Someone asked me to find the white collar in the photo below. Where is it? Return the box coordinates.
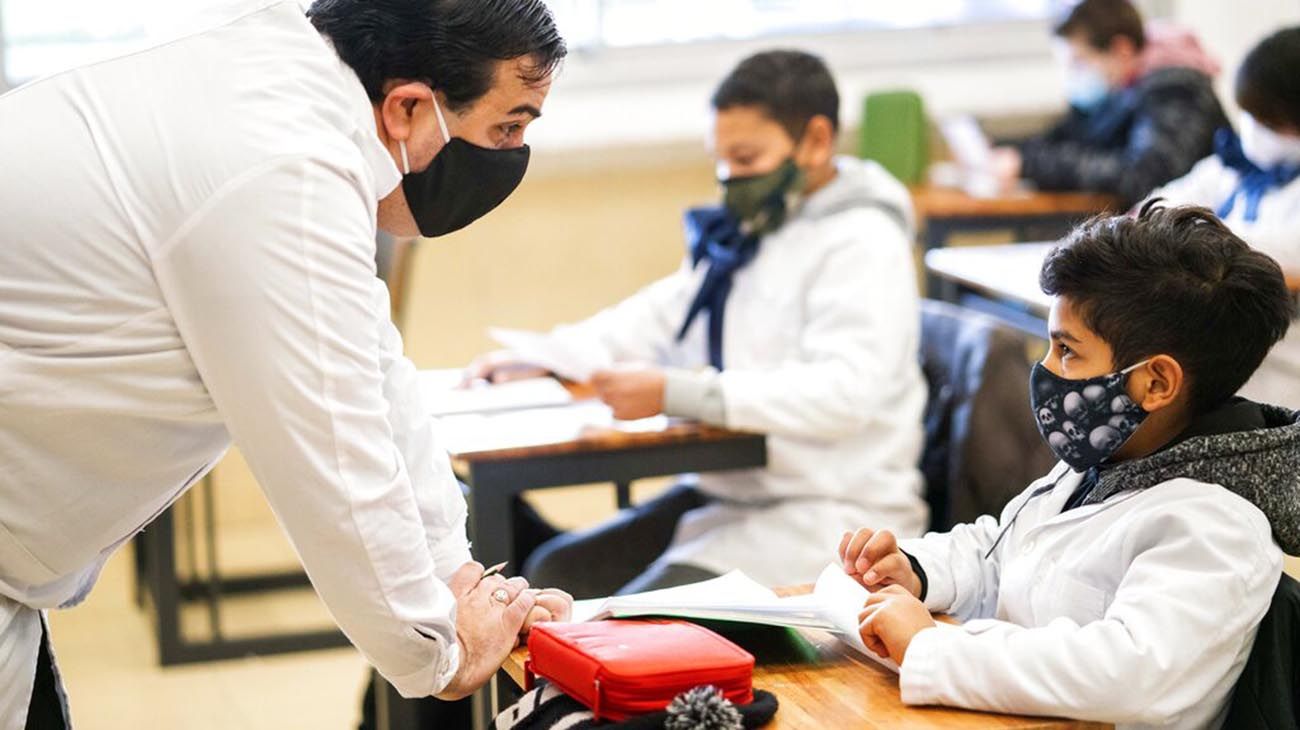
[330,44,403,198]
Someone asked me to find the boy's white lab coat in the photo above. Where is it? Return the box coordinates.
[546,156,929,586]
[1154,158,1300,408]
[0,3,470,724]
[900,464,1282,729]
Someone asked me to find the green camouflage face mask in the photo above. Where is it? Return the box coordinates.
[720,158,805,236]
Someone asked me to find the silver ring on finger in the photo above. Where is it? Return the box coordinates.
[491,588,510,604]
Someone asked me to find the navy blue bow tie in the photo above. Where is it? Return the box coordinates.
[1214,127,1300,223]
[675,206,761,370]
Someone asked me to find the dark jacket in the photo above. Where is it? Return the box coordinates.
[1020,66,1228,206]
[918,300,1057,531]
[1225,572,1300,730]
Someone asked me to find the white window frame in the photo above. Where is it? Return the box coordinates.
[553,17,1053,93]
[0,5,9,94]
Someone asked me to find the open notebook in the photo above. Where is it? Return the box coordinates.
[571,563,899,672]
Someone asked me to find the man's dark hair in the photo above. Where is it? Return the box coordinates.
[711,50,839,140]
[1236,26,1300,132]
[307,0,566,111]
[1041,201,1295,415]
[1052,0,1146,52]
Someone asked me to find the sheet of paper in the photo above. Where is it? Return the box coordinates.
[570,597,608,625]
[433,399,673,455]
[939,114,999,198]
[574,571,833,630]
[610,570,779,607]
[813,563,900,672]
[418,369,572,417]
[568,565,900,671]
[433,401,605,454]
[488,327,613,383]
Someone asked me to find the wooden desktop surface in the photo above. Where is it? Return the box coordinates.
[444,380,762,465]
[911,186,1121,220]
[503,585,1111,730]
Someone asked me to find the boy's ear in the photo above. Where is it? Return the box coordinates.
[795,114,836,169]
[1130,354,1185,413]
[1107,34,1139,61]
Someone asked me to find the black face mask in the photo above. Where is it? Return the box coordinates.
[399,95,530,238]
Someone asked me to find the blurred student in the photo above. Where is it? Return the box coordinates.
[470,50,928,596]
[1152,26,1300,409]
[841,203,1297,729]
[991,0,1225,205]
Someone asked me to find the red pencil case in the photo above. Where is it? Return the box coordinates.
[525,619,755,722]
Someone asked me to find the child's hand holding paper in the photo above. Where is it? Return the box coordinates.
[838,527,923,598]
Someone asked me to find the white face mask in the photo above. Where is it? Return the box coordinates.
[1239,111,1300,169]
[1064,64,1110,111]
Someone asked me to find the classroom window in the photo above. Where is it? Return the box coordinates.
[547,0,1055,50]
[0,0,165,87]
[0,0,1060,89]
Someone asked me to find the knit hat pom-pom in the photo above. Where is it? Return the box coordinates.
[664,686,744,730]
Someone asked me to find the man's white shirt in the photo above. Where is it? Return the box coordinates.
[0,2,469,718]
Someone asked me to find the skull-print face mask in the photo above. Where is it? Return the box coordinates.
[1029,360,1150,472]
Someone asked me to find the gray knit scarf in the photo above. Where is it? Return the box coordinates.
[1082,404,1300,554]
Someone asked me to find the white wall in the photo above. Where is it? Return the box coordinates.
[527,0,1300,175]
[1169,0,1300,116]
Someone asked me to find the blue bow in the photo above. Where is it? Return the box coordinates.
[1213,127,1300,223]
[675,206,761,370]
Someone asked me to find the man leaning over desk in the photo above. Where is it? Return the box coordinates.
[0,0,574,726]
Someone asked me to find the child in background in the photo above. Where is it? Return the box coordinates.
[841,203,1298,729]
[470,50,929,596]
[1151,26,1300,409]
[991,0,1225,206]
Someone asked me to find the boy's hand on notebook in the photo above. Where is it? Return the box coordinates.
[839,528,922,598]
[858,585,935,665]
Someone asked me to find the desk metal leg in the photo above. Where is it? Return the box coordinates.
[144,509,186,665]
[374,671,422,730]
[466,470,520,730]
[922,220,956,298]
[138,501,350,664]
[466,473,518,573]
[614,481,632,510]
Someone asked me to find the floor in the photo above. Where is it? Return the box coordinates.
[46,481,651,730]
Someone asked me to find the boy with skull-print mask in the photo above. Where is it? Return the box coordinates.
[838,202,1300,728]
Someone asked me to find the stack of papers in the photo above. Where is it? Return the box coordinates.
[417,369,574,417]
[572,563,898,672]
[432,400,670,455]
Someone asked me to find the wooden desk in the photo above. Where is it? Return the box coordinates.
[912,186,1119,251]
[925,243,1053,338]
[445,394,767,570]
[375,395,768,730]
[501,624,1109,730]
[911,186,1119,299]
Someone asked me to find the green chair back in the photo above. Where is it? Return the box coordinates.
[859,90,928,185]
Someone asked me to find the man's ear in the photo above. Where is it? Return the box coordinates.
[796,114,836,169]
[1131,354,1184,413]
[377,81,433,143]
